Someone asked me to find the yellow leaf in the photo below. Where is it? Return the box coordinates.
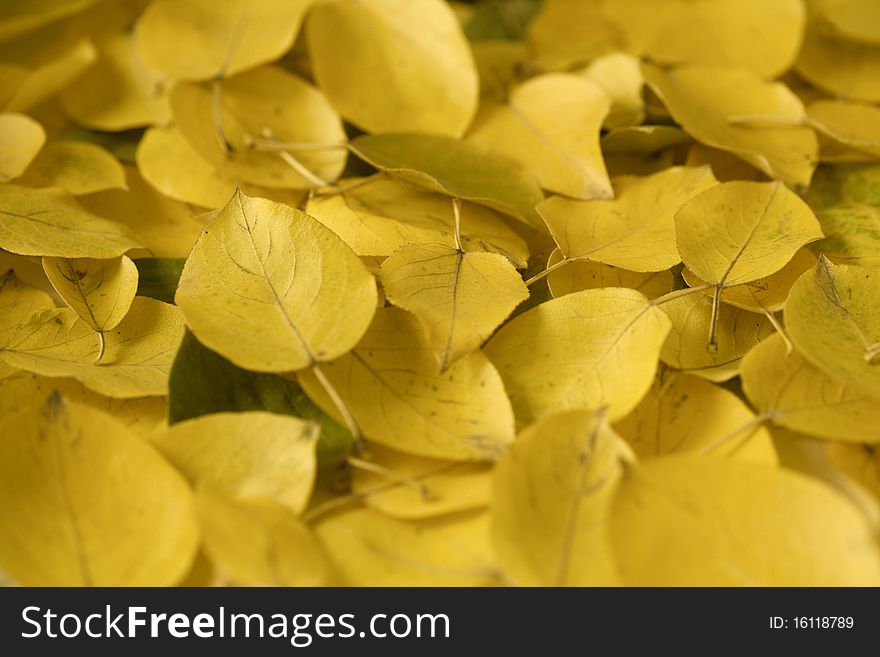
[605,0,806,78]
[299,307,515,461]
[796,18,880,102]
[0,269,55,341]
[579,52,645,129]
[0,296,184,398]
[0,395,198,586]
[685,143,768,182]
[170,65,346,189]
[314,507,500,586]
[136,125,240,208]
[807,100,880,159]
[643,64,818,188]
[350,133,545,228]
[676,181,823,291]
[539,165,717,272]
[17,139,126,194]
[682,249,817,313]
[470,40,527,102]
[772,427,879,533]
[78,166,209,259]
[525,0,621,71]
[827,442,880,502]
[785,257,880,398]
[307,0,477,137]
[42,255,138,335]
[0,0,98,42]
[0,184,141,258]
[60,31,170,130]
[484,288,671,426]
[153,412,319,515]
[614,370,777,464]
[610,454,880,585]
[0,371,167,439]
[546,249,673,300]
[197,489,332,586]
[175,190,377,372]
[306,178,529,266]
[815,0,880,45]
[491,409,631,586]
[379,243,528,370]
[467,73,612,199]
[351,444,491,520]
[0,112,44,181]
[2,38,96,113]
[742,333,880,444]
[659,293,774,381]
[135,0,312,81]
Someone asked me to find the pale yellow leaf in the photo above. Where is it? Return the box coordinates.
[350,133,545,228]
[579,52,644,129]
[0,371,167,439]
[785,257,880,398]
[198,489,332,586]
[0,112,44,181]
[0,396,198,586]
[643,64,818,188]
[307,0,478,137]
[675,181,823,287]
[0,296,184,398]
[306,178,529,267]
[659,293,774,381]
[796,18,880,102]
[614,370,777,464]
[78,166,208,259]
[491,410,631,586]
[60,30,170,130]
[352,444,491,520]
[42,255,138,333]
[610,454,880,585]
[170,65,346,189]
[540,165,717,272]
[681,248,817,313]
[484,288,671,427]
[742,333,880,443]
[135,0,312,81]
[2,38,96,113]
[467,73,612,199]
[807,100,880,159]
[153,412,319,515]
[0,184,141,258]
[314,507,500,586]
[526,0,621,70]
[546,249,673,300]
[175,190,377,372]
[379,243,528,370]
[605,0,806,78]
[17,140,126,194]
[299,307,515,461]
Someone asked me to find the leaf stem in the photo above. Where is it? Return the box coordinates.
[524,256,571,287]
[756,303,793,354]
[94,331,105,365]
[311,173,384,198]
[649,283,712,306]
[347,456,433,500]
[248,139,349,152]
[697,412,770,455]
[707,284,722,353]
[452,197,463,252]
[210,78,231,154]
[310,363,363,452]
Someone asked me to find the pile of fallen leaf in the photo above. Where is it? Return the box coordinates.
[1,0,879,587]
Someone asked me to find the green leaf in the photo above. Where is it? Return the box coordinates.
[168,331,353,466]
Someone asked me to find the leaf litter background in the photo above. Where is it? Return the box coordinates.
[1,0,879,587]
